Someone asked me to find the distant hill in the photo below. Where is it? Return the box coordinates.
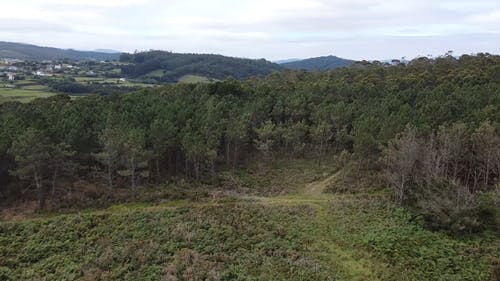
[0,42,120,61]
[280,55,354,70]
[119,51,283,82]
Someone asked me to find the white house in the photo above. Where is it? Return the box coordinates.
[34,71,52,77]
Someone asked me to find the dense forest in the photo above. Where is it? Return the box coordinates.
[0,53,499,234]
[38,77,142,95]
[119,51,283,82]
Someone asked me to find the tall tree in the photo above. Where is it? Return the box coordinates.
[93,113,123,190]
[8,128,52,210]
[225,112,250,170]
[385,126,419,205]
[150,118,176,182]
[48,142,75,199]
[254,120,277,164]
[121,128,151,201]
[473,121,500,187]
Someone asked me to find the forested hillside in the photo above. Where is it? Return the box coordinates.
[0,42,120,61]
[0,54,500,228]
[1,53,499,280]
[119,51,283,82]
[280,55,354,70]
[1,53,498,232]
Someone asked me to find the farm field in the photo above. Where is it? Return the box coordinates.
[179,74,215,83]
[0,76,158,103]
[0,85,55,103]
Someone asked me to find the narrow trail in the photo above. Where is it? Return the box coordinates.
[303,172,339,198]
[238,171,340,204]
[236,171,386,281]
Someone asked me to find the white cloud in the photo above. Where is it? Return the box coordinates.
[0,0,499,60]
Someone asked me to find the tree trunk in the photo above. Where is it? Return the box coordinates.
[484,151,491,187]
[107,156,113,190]
[34,172,45,210]
[156,157,160,184]
[194,160,200,179]
[399,174,405,206]
[226,140,231,167]
[318,140,324,167]
[51,168,58,199]
[232,141,238,172]
[131,160,136,202]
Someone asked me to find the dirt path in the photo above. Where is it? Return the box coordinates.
[303,171,339,198]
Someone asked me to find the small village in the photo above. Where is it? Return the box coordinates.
[0,58,125,81]
[0,58,146,103]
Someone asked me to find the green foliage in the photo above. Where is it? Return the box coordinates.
[0,53,499,218]
[0,182,496,280]
[119,50,282,82]
[0,204,336,280]
[1,49,497,281]
[39,77,142,95]
[322,195,498,281]
[8,128,51,180]
[47,78,91,94]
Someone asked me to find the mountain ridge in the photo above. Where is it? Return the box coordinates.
[0,41,121,61]
[281,55,354,70]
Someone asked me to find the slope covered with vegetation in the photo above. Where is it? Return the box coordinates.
[280,55,354,70]
[119,51,283,82]
[0,53,499,280]
[0,42,120,61]
[0,159,498,281]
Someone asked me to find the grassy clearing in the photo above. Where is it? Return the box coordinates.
[75,77,122,84]
[21,84,49,91]
[179,74,214,84]
[0,87,55,103]
[74,76,156,88]
[0,79,56,103]
[74,77,103,82]
[144,69,165,78]
[0,160,498,280]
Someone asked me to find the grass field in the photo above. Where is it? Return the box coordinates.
[179,74,214,83]
[0,87,55,103]
[0,160,497,280]
[143,69,165,78]
[0,79,56,103]
[75,76,156,88]
[20,84,49,90]
[73,77,104,82]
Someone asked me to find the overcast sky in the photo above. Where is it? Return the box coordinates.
[1,0,499,60]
